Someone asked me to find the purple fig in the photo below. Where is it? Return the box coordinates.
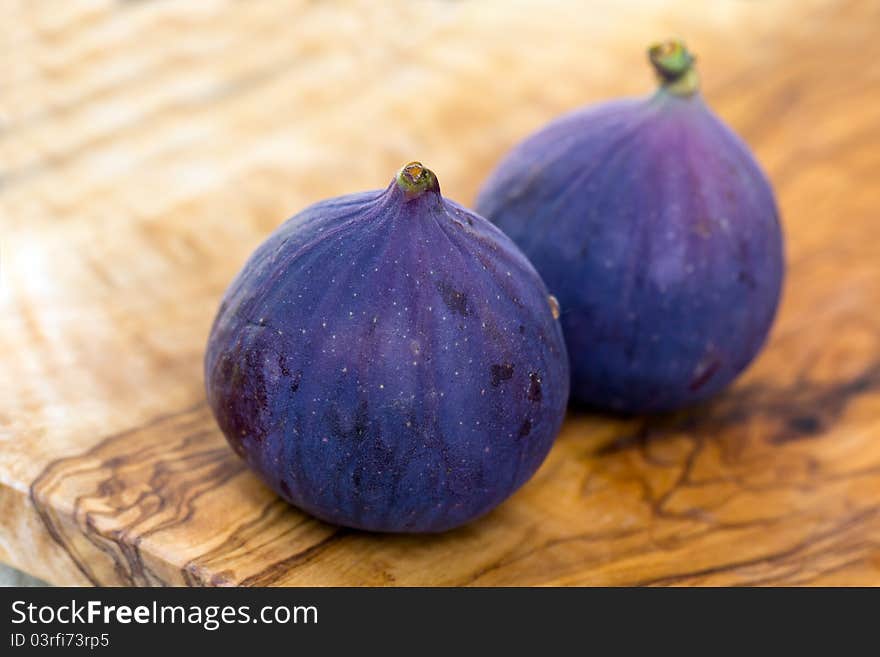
[205,163,569,533]
[476,41,785,413]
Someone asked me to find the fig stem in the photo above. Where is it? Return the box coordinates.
[396,161,441,200]
[648,39,699,97]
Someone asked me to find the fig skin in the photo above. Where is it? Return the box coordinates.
[205,163,569,533]
[476,41,784,414]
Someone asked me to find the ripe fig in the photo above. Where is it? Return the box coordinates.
[205,163,569,532]
[476,40,784,413]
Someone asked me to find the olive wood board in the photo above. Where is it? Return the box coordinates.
[2,0,879,586]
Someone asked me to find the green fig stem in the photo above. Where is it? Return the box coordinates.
[396,162,440,200]
[649,39,699,97]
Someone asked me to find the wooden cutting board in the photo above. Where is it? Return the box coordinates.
[2,0,879,586]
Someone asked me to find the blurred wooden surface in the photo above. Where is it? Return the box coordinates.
[2,0,880,586]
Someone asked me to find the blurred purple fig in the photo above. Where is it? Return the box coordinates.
[477,40,785,413]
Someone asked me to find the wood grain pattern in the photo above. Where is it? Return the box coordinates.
[2,0,879,586]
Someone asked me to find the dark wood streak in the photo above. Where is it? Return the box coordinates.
[632,505,880,587]
[181,500,320,586]
[238,530,349,587]
[30,403,206,585]
[596,360,880,457]
[458,526,645,586]
[30,402,249,586]
[29,400,348,587]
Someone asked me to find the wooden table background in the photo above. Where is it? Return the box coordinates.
[2,0,879,586]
